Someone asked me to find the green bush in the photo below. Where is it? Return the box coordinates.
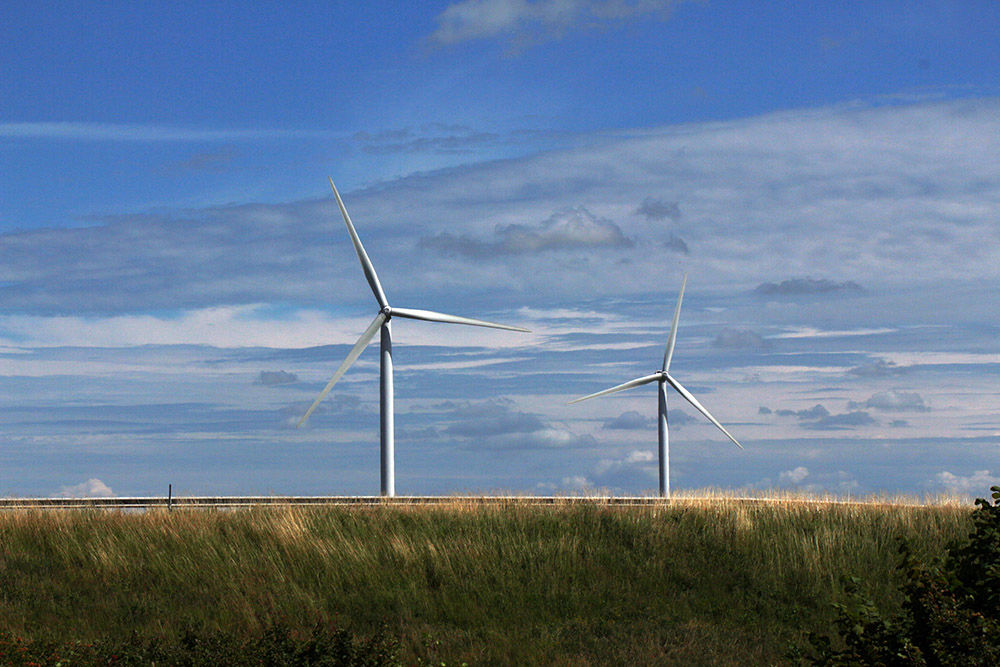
[804,487,1000,666]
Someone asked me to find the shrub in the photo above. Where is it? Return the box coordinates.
[803,487,1000,666]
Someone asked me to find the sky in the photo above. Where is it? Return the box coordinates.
[1,0,999,498]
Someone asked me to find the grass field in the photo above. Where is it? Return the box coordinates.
[0,495,974,664]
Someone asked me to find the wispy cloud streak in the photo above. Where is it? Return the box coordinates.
[0,122,336,142]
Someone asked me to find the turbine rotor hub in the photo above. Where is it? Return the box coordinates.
[381,305,392,319]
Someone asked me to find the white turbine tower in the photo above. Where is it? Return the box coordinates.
[298,178,530,497]
[569,276,742,498]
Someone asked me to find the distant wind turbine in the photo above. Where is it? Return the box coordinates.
[569,275,742,498]
[298,178,530,496]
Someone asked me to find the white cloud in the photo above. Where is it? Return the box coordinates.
[2,98,1000,498]
[57,478,114,498]
[773,327,896,340]
[0,306,535,351]
[594,448,657,476]
[936,470,1000,495]
[430,0,679,47]
[850,390,929,412]
[4,99,1000,314]
[561,475,593,491]
[625,449,655,463]
[779,466,809,485]
[878,352,1000,367]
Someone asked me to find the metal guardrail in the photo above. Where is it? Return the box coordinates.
[0,495,932,509]
[0,495,672,509]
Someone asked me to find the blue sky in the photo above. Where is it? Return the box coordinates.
[1,1,999,498]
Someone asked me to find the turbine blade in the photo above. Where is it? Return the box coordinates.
[391,307,530,333]
[329,178,389,309]
[297,312,387,428]
[662,273,688,372]
[663,373,743,449]
[568,373,662,404]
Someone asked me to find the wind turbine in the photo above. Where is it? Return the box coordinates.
[569,276,742,498]
[298,178,530,497]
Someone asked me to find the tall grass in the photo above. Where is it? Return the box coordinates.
[0,498,972,664]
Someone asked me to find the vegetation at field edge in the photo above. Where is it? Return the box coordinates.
[0,496,973,664]
[799,487,1000,665]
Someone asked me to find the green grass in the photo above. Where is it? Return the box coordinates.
[0,497,973,665]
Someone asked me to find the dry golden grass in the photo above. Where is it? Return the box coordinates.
[0,493,980,664]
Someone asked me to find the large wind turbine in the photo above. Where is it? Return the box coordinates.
[569,276,742,497]
[298,178,530,496]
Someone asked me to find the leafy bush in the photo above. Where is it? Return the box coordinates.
[803,487,1000,665]
[0,620,398,666]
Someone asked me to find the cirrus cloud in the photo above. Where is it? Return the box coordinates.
[430,0,681,48]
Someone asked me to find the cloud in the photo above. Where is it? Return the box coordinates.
[603,410,649,430]
[712,328,771,351]
[669,410,697,425]
[936,470,1000,495]
[663,233,689,254]
[281,394,364,428]
[849,390,929,412]
[488,429,594,449]
[443,400,546,437]
[594,448,658,477]
[0,198,341,314]
[636,197,681,221]
[770,404,877,430]
[806,411,876,430]
[624,450,655,464]
[774,327,896,341]
[780,466,809,485]
[429,0,680,48]
[0,306,533,351]
[753,278,864,297]
[775,404,830,420]
[0,122,331,142]
[400,426,441,440]
[169,147,238,173]
[848,359,908,377]
[420,206,633,257]
[561,475,594,491]
[321,394,364,413]
[354,126,503,155]
[5,98,1000,316]
[600,408,696,430]
[0,307,363,349]
[255,370,298,386]
[57,478,114,498]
